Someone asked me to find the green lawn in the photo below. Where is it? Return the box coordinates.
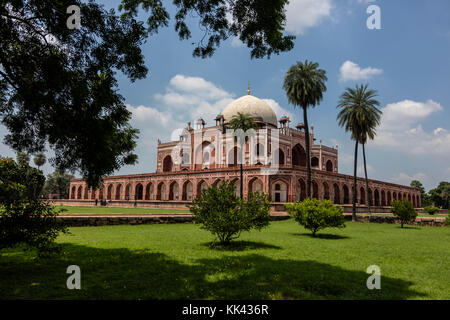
[0,219,449,300]
[53,205,191,215]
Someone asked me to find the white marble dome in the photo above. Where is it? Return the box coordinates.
[221,95,278,127]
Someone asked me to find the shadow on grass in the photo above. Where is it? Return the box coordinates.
[0,243,425,300]
[397,225,422,230]
[201,240,282,251]
[292,233,349,240]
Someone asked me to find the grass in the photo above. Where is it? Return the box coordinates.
[0,219,449,300]
[53,205,191,215]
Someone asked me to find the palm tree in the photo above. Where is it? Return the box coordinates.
[33,153,47,170]
[337,84,381,220]
[16,151,30,166]
[229,112,257,199]
[283,60,327,198]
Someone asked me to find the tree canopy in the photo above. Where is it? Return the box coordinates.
[0,0,295,188]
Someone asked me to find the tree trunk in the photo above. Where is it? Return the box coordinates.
[303,107,311,199]
[240,163,243,199]
[352,140,358,221]
[362,143,371,214]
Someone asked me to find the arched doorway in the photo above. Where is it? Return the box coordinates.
[71,186,76,199]
[292,144,306,166]
[312,181,319,199]
[135,183,143,200]
[333,183,340,204]
[381,190,386,206]
[296,179,306,201]
[248,178,263,199]
[323,182,330,200]
[107,184,113,200]
[162,155,173,172]
[387,191,392,205]
[115,184,122,200]
[197,180,208,198]
[360,187,365,204]
[273,148,285,165]
[271,180,287,202]
[169,181,179,200]
[374,189,380,206]
[182,181,193,201]
[343,185,350,204]
[227,146,241,167]
[326,160,333,172]
[311,157,319,168]
[77,186,82,199]
[156,182,166,200]
[145,182,153,200]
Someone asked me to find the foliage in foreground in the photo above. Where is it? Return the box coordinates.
[390,200,418,228]
[423,206,439,215]
[188,181,271,244]
[286,199,346,236]
[0,157,67,255]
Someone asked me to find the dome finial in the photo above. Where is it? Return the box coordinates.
[247,82,250,95]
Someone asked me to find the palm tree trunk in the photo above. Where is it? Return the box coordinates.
[362,143,371,214]
[303,107,311,199]
[352,140,358,221]
[240,163,243,199]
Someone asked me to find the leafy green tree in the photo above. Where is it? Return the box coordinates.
[410,180,431,207]
[229,112,256,199]
[42,170,74,199]
[1,1,295,188]
[283,60,327,199]
[336,84,381,220]
[286,199,346,237]
[429,181,450,209]
[33,153,46,170]
[188,180,271,245]
[0,157,67,254]
[390,199,418,228]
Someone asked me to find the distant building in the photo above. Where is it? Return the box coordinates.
[69,91,421,208]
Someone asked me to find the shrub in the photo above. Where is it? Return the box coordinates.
[445,215,450,226]
[286,199,346,236]
[390,200,418,228]
[423,206,439,215]
[0,157,67,255]
[188,180,271,244]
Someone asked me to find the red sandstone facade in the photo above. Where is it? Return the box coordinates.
[69,94,421,208]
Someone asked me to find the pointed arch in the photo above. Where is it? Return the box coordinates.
[135,183,143,200]
[169,181,179,200]
[333,183,340,204]
[292,144,306,166]
[115,184,122,200]
[182,181,193,201]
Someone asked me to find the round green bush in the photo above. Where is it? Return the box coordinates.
[423,206,439,215]
[286,198,346,236]
[188,180,271,244]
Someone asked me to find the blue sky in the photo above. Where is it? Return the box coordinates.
[1,0,449,191]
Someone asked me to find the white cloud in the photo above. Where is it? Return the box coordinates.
[284,0,333,35]
[371,99,450,157]
[231,37,244,48]
[339,60,383,82]
[391,172,427,185]
[263,99,295,122]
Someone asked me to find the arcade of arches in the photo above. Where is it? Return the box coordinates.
[70,170,421,208]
